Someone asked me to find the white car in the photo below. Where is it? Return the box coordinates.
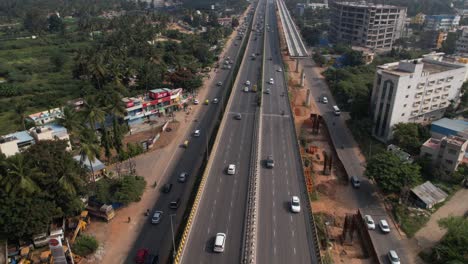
[290,196,301,213]
[193,130,201,137]
[194,99,199,105]
[265,88,271,94]
[379,219,391,233]
[277,68,282,72]
[227,164,236,175]
[364,215,375,230]
[178,172,188,183]
[244,87,249,92]
[213,98,219,104]
[387,250,400,264]
[269,78,274,84]
[151,211,163,224]
[322,96,328,104]
[217,82,222,86]
[245,80,251,86]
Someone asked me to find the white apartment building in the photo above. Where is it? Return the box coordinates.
[329,1,407,50]
[424,15,460,32]
[371,54,467,142]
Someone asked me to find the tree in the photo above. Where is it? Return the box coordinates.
[57,106,83,144]
[73,235,99,256]
[23,8,47,34]
[429,216,468,264]
[365,151,422,193]
[458,82,468,109]
[441,32,458,55]
[1,154,41,196]
[50,51,68,72]
[47,14,65,33]
[342,50,365,67]
[78,129,101,182]
[231,17,239,28]
[80,96,106,130]
[13,101,27,131]
[392,123,430,155]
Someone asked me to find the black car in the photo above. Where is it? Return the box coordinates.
[162,183,173,193]
[169,198,181,209]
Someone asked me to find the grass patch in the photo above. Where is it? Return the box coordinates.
[393,205,430,238]
[346,118,386,160]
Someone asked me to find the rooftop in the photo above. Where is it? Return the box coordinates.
[432,118,468,133]
[73,155,106,172]
[422,138,441,150]
[379,56,464,76]
[0,131,34,144]
[333,1,403,9]
[411,181,448,206]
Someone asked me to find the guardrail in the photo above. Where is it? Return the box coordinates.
[274,5,323,264]
[173,3,257,263]
[240,1,264,263]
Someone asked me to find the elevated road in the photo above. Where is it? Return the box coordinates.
[180,0,267,263]
[276,0,308,58]
[125,5,256,264]
[256,0,319,263]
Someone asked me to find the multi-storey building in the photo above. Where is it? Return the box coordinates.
[122,88,187,126]
[420,135,468,174]
[371,54,467,142]
[424,15,460,32]
[456,28,468,56]
[329,1,407,50]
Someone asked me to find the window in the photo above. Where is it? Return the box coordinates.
[408,85,411,89]
[448,149,457,155]
[404,104,407,107]
[401,113,405,116]
[405,95,409,98]
[445,159,454,165]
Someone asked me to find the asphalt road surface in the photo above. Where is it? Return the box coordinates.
[256,0,318,263]
[304,48,410,264]
[180,0,266,263]
[124,6,257,264]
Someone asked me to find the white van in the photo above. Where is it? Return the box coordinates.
[333,105,341,116]
[213,233,226,253]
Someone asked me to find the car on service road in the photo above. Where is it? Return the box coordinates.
[151,211,163,224]
[178,172,188,183]
[193,130,200,137]
[387,250,400,264]
[235,113,242,120]
[162,183,173,193]
[364,215,375,230]
[266,155,274,168]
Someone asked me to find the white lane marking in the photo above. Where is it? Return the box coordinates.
[292,229,295,237]
[290,215,293,222]
[208,227,210,234]
[294,247,296,255]
[273,200,275,208]
[274,246,277,255]
[214,199,217,205]
[273,229,276,238]
[231,200,234,208]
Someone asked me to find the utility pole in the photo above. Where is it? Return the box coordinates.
[170,214,176,260]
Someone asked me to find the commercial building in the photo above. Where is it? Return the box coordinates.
[420,135,468,174]
[424,15,460,32]
[371,54,467,142]
[430,118,468,139]
[329,1,407,50]
[122,88,187,126]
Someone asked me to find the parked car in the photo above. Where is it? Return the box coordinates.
[269,78,274,84]
[363,215,375,230]
[151,211,163,224]
[245,80,251,86]
[193,130,201,137]
[162,183,173,193]
[265,88,271,94]
[135,248,149,264]
[204,99,209,105]
[321,96,328,104]
[217,82,222,86]
[193,99,199,105]
[379,219,391,233]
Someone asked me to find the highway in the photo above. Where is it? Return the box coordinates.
[256,0,318,263]
[180,0,266,263]
[124,5,257,264]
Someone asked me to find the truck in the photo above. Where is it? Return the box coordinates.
[86,201,115,221]
[251,84,257,92]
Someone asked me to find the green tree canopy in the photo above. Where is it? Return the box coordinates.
[429,216,468,264]
[392,123,430,155]
[365,151,422,193]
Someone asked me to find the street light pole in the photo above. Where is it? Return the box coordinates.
[170,214,176,260]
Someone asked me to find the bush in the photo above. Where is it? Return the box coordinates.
[73,235,99,256]
[113,176,146,204]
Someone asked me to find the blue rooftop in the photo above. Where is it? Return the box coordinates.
[73,155,106,172]
[44,123,67,133]
[431,118,468,133]
[6,131,34,143]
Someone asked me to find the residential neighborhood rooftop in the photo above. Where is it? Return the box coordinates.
[411,181,448,208]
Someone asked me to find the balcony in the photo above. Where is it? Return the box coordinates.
[422,107,429,112]
[426,90,433,95]
[431,104,439,110]
[417,83,425,89]
[411,110,419,116]
[423,99,431,105]
[440,102,448,107]
[413,102,421,108]
[415,93,423,98]
[446,77,454,82]
[435,88,442,93]
[428,80,436,86]
[444,86,451,91]
[442,94,449,99]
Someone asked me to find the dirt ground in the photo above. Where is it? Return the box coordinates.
[278,16,369,262]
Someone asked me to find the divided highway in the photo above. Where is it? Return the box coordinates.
[125,5,256,264]
[257,0,318,263]
[180,0,266,263]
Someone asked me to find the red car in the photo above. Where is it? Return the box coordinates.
[135,248,149,264]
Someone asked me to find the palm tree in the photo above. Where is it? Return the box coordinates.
[57,106,83,144]
[1,154,41,196]
[56,156,83,194]
[81,96,106,131]
[13,101,27,131]
[78,128,101,183]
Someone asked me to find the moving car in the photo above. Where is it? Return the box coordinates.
[266,155,274,168]
[193,99,199,105]
[363,215,375,230]
[217,82,222,86]
[193,130,201,137]
[245,80,251,86]
[387,250,400,264]
[162,183,173,193]
[169,198,180,209]
[269,78,274,84]
[135,248,149,264]
[227,164,236,175]
[351,176,360,188]
[321,96,328,104]
[204,99,209,105]
[151,211,163,224]
[183,140,189,148]
[235,113,242,120]
[244,86,249,92]
[290,196,301,213]
[379,219,391,233]
[265,88,271,94]
[277,68,282,72]
[213,233,226,253]
[213,98,219,104]
[178,172,188,183]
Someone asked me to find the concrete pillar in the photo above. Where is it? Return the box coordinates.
[300,69,305,87]
[305,88,311,106]
[295,58,299,73]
